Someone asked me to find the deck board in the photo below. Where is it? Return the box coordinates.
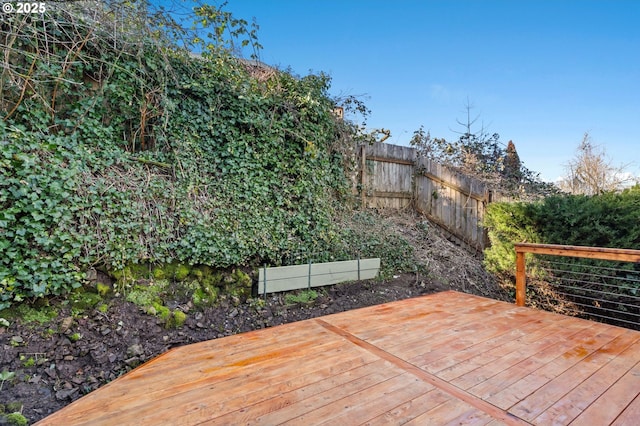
[35,291,640,425]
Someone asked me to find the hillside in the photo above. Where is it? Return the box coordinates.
[0,3,514,423]
[0,210,510,424]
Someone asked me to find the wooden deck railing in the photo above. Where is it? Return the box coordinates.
[514,243,640,307]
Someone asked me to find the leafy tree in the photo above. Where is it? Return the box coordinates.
[559,133,635,195]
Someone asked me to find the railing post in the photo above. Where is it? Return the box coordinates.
[515,250,526,306]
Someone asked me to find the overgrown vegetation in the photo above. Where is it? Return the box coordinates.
[484,186,640,313]
[484,185,640,327]
[410,103,557,199]
[484,185,640,275]
[0,1,412,309]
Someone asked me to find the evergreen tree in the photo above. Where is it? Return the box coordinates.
[503,140,522,182]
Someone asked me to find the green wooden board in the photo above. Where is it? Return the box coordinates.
[258,258,380,295]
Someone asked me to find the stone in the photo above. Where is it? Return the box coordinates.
[60,317,74,333]
[55,388,78,401]
[124,357,140,367]
[126,344,144,358]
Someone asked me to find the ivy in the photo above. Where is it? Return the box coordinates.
[1,1,382,307]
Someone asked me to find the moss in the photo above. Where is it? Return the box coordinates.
[223,269,253,302]
[125,283,164,307]
[285,290,318,306]
[153,303,171,322]
[4,403,21,415]
[192,285,218,308]
[5,412,28,426]
[68,332,82,342]
[97,303,109,313]
[172,310,187,328]
[96,282,111,296]
[70,291,102,314]
[129,263,149,278]
[231,269,251,288]
[4,401,22,413]
[3,304,58,326]
[110,266,133,289]
[152,266,167,280]
[111,263,150,288]
[174,264,191,281]
[201,271,223,288]
[152,262,192,281]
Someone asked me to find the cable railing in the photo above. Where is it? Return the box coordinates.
[515,243,640,330]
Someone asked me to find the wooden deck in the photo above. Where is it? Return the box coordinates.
[35,291,640,425]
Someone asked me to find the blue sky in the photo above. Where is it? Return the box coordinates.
[152,0,640,182]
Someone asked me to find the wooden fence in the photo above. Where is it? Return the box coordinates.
[359,143,505,252]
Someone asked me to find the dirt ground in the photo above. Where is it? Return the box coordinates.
[0,212,512,424]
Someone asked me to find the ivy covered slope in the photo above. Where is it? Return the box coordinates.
[1,2,403,309]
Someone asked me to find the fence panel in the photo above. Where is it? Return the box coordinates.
[358,143,496,251]
[413,157,490,251]
[361,143,415,209]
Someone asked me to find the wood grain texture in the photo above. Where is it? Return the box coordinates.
[36,291,640,426]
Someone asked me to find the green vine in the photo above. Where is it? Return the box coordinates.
[1,1,388,308]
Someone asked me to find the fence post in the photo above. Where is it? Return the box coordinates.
[308,258,312,290]
[515,250,526,306]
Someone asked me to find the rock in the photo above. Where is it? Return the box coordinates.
[85,268,98,282]
[108,353,117,363]
[126,344,144,358]
[55,387,78,401]
[71,376,84,385]
[124,357,140,367]
[45,367,58,379]
[60,317,74,333]
[37,387,52,399]
[10,336,24,345]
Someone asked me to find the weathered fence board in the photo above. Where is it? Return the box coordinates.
[414,157,490,251]
[358,142,501,252]
[361,144,415,209]
[258,258,380,295]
